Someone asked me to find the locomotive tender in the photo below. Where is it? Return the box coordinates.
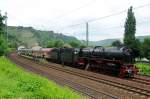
[18,46,138,78]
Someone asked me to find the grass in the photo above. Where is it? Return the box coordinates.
[0,56,86,99]
[135,63,150,75]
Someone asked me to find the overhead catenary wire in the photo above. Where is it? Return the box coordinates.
[62,2,150,29]
[49,0,97,22]
[89,19,150,32]
[47,2,150,33]
[47,2,150,41]
[88,3,150,23]
[59,19,150,42]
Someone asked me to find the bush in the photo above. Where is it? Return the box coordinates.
[135,63,150,75]
[69,41,80,48]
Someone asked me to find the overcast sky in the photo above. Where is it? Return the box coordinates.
[0,0,150,41]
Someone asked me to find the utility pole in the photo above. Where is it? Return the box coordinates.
[86,22,89,47]
[5,12,8,42]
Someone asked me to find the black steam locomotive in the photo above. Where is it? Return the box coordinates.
[18,46,138,78]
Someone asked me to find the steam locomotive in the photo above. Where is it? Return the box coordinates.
[18,46,138,78]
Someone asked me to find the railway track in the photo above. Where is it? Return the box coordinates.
[135,75,150,82]
[9,53,150,98]
[22,56,150,96]
[130,77,150,85]
[9,53,118,99]
[35,63,150,97]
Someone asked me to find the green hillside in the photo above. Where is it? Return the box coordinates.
[87,35,150,46]
[7,26,150,47]
[137,35,150,42]
[7,26,81,48]
[90,39,119,46]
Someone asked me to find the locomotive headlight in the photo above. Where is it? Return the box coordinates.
[127,69,132,73]
[74,51,78,54]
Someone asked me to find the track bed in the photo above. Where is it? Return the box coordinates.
[9,53,150,99]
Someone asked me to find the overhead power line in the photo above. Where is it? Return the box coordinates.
[88,3,150,23]
[51,2,150,35]
[46,0,96,31]
[51,0,97,21]
[59,2,150,30]
[89,19,150,32]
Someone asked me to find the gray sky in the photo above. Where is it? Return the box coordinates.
[0,0,150,41]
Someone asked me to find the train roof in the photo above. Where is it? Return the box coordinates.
[32,46,42,51]
[17,46,26,50]
[41,48,54,52]
[82,46,128,53]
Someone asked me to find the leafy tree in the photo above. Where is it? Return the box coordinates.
[54,39,64,47]
[124,6,136,47]
[69,40,80,48]
[80,44,86,48]
[142,38,150,61]
[63,43,72,48]
[0,12,7,56]
[8,34,19,48]
[0,36,7,56]
[0,13,5,36]
[123,6,142,59]
[111,40,122,47]
[47,40,55,47]
[131,39,141,58]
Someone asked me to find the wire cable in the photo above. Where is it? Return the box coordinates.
[88,3,150,23]
[60,3,150,30]
[51,0,97,21]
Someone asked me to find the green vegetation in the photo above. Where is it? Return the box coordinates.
[111,40,122,47]
[9,25,149,49]
[7,26,82,48]
[54,39,65,47]
[142,38,150,60]
[84,35,150,46]
[135,63,150,75]
[0,57,85,99]
[0,36,7,56]
[124,6,136,47]
[124,6,141,58]
[47,39,65,48]
[69,40,81,48]
[0,12,8,56]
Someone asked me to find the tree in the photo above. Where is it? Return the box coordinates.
[0,36,8,56]
[8,34,19,48]
[124,6,136,47]
[0,13,5,36]
[142,38,150,61]
[111,40,122,47]
[69,40,80,48]
[131,39,141,58]
[54,39,64,47]
[47,39,65,48]
[0,12,7,56]
[80,44,86,48]
[47,40,55,47]
[63,43,72,48]
[123,6,142,59]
